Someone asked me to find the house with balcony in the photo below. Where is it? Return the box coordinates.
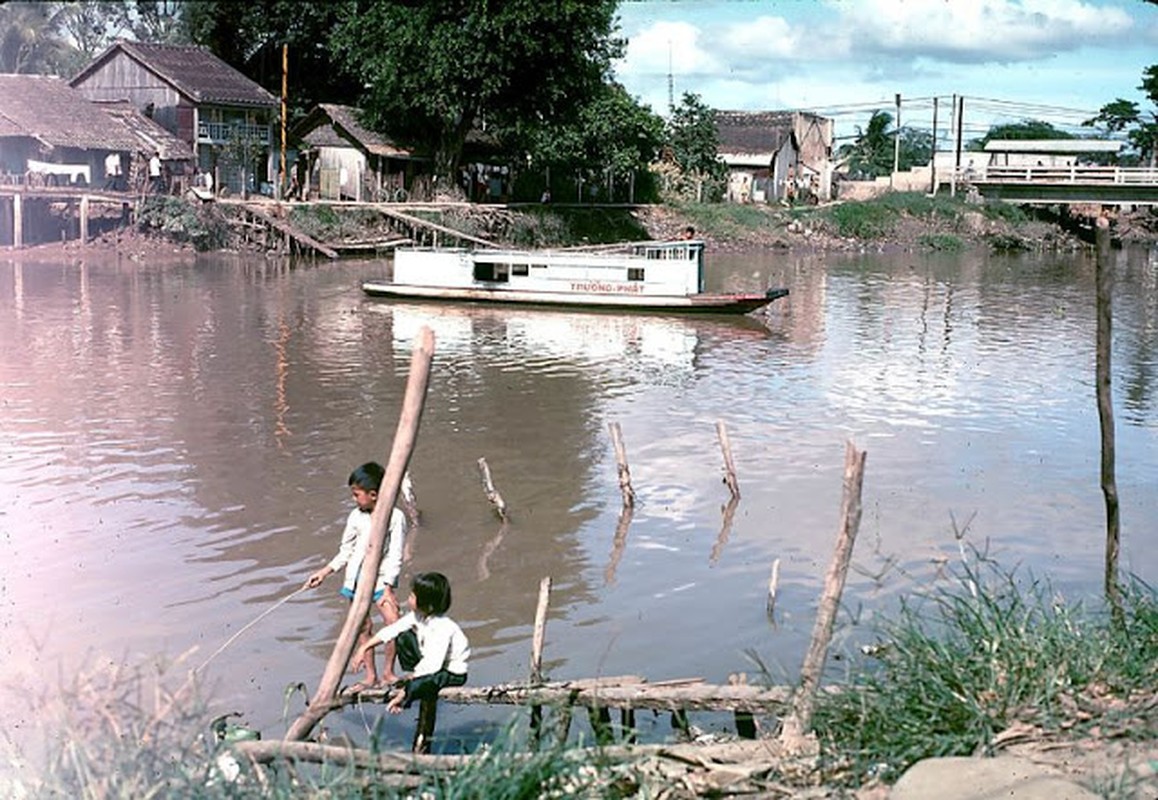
[716,111,834,203]
[71,41,278,195]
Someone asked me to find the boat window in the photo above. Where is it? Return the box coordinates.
[512,263,529,277]
[473,262,510,282]
[628,267,645,281]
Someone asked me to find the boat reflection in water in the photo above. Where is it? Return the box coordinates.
[376,300,774,384]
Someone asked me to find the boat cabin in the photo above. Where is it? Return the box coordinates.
[395,241,706,298]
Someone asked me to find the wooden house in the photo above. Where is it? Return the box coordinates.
[0,73,190,189]
[291,104,427,202]
[715,111,834,203]
[70,41,278,195]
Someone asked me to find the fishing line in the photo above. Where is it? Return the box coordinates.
[193,584,311,675]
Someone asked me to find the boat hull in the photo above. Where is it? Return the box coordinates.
[361,281,788,314]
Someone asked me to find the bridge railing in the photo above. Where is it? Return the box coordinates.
[958,165,1158,185]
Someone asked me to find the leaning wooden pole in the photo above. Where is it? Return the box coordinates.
[285,327,436,742]
[608,422,635,508]
[477,457,509,520]
[1095,215,1121,608]
[716,420,740,499]
[781,441,866,742]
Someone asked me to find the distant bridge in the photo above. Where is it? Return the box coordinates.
[951,165,1158,205]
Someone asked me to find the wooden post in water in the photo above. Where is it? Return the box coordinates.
[608,422,635,508]
[716,420,740,499]
[412,696,438,754]
[477,457,508,520]
[13,193,22,248]
[79,195,89,244]
[529,576,552,747]
[780,441,866,744]
[1095,215,1121,608]
[285,327,435,743]
[766,558,781,621]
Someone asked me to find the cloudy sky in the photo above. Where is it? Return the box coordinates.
[611,0,1158,143]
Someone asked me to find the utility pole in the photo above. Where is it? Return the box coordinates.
[892,93,901,186]
[280,43,288,201]
[930,96,938,195]
[667,40,674,114]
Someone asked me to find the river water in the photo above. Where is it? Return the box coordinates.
[1,244,1155,750]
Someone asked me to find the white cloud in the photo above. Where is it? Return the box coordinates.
[612,0,1153,135]
[837,0,1135,63]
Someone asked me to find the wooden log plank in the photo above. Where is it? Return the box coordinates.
[285,328,435,742]
[375,206,499,249]
[244,204,339,259]
[433,680,795,713]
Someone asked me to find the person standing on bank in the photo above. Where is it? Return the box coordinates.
[305,461,408,692]
[148,151,163,194]
[356,571,469,714]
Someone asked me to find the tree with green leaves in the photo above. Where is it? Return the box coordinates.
[329,0,622,182]
[520,82,664,202]
[0,2,72,74]
[838,111,935,179]
[184,0,358,128]
[838,110,894,179]
[1084,65,1158,167]
[660,91,727,202]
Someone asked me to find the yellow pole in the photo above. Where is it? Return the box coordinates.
[281,43,288,199]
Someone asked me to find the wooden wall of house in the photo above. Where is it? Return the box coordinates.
[72,55,185,139]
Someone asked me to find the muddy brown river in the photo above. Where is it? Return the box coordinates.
[1,245,1155,750]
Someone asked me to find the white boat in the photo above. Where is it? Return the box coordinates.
[361,240,789,314]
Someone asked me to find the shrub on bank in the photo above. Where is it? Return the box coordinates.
[136,196,229,252]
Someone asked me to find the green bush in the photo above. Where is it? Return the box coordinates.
[918,233,964,252]
[826,202,898,239]
[136,196,228,251]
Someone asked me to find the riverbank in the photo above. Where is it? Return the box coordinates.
[11,192,1155,261]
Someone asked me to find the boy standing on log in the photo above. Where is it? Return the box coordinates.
[305,461,407,692]
[357,571,470,714]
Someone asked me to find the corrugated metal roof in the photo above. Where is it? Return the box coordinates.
[984,139,1124,154]
[74,41,277,108]
[0,74,140,150]
[98,101,196,160]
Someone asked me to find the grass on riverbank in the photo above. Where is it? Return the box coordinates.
[812,558,1158,789]
[5,560,1154,798]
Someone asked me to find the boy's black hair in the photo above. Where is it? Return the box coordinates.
[411,572,452,616]
[348,462,385,493]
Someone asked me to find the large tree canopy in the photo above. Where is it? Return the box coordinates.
[185,0,359,127]
[330,0,623,178]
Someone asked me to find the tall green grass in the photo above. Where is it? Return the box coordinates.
[812,559,1158,787]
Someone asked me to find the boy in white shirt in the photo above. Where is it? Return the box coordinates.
[306,461,407,691]
[358,571,469,714]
